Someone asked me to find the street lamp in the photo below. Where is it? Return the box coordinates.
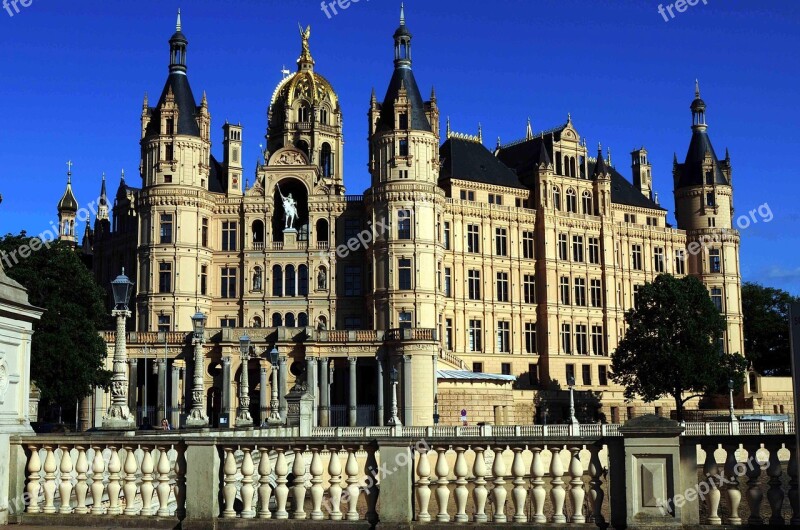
[102,269,136,430]
[186,310,209,427]
[433,394,440,425]
[236,333,253,426]
[388,366,402,426]
[567,375,579,426]
[266,346,282,425]
[728,378,738,422]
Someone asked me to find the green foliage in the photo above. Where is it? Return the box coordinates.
[0,232,111,411]
[742,282,799,376]
[610,274,747,420]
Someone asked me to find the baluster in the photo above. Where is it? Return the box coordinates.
[328,447,343,521]
[472,446,488,522]
[415,445,432,522]
[453,446,469,523]
[26,445,42,514]
[106,446,122,515]
[723,443,742,525]
[121,447,138,515]
[89,446,105,515]
[364,445,380,525]
[588,443,605,525]
[345,447,360,521]
[58,445,74,514]
[511,446,527,522]
[570,445,586,523]
[257,447,273,519]
[434,446,451,522]
[309,448,324,520]
[156,446,172,517]
[41,445,57,514]
[702,442,721,524]
[746,443,764,525]
[530,445,546,523]
[292,447,307,519]
[74,445,89,514]
[549,445,566,523]
[139,445,155,516]
[241,448,256,518]
[492,446,508,523]
[274,448,289,519]
[766,442,785,525]
[789,444,800,526]
[222,447,237,518]
[174,445,187,520]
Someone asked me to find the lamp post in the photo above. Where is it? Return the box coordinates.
[567,375,579,426]
[267,346,282,425]
[102,269,136,430]
[728,378,737,422]
[388,366,402,426]
[236,334,253,426]
[433,394,440,425]
[186,310,209,427]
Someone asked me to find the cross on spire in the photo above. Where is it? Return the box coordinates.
[66,160,73,183]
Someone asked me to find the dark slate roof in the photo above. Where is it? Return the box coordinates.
[145,72,201,137]
[440,137,525,189]
[208,155,226,193]
[592,151,608,178]
[377,67,431,132]
[586,160,665,211]
[495,137,553,177]
[675,129,729,188]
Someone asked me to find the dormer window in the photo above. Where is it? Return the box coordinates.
[165,118,174,135]
[399,112,408,130]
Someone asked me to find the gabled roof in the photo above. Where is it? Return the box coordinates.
[144,72,201,137]
[377,67,431,132]
[440,137,525,190]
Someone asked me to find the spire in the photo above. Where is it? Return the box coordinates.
[120,168,126,182]
[97,172,109,221]
[176,8,182,32]
[496,136,501,150]
[446,116,451,137]
[169,9,188,74]
[691,79,707,129]
[477,123,483,144]
[593,143,609,179]
[607,147,612,166]
[58,161,79,213]
[526,117,533,140]
[142,92,149,109]
[400,2,406,25]
[695,78,700,98]
[393,3,413,68]
[430,85,436,101]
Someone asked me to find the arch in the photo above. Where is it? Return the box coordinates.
[271,312,283,327]
[298,312,308,327]
[582,191,593,215]
[285,313,296,328]
[297,103,311,123]
[317,315,328,331]
[285,265,296,296]
[272,265,283,296]
[252,266,263,292]
[298,265,309,296]
[316,219,329,244]
[320,142,333,178]
[252,315,262,328]
[272,177,310,243]
[566,188,577,213]
[320,107,329,125]
[252,220,265,244]
[552,186,561,211]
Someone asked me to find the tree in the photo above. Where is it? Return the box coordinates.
[0,232,111,416]
[611,274,747,421]
[742,282,799,376]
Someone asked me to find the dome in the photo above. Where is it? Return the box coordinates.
[269,69,338,109]
[58,179,78,213]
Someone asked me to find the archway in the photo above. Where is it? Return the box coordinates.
[272,177,309,242]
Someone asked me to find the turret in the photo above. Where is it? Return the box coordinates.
[631,147,652,199]
[57,161,78,245]
[223,122,243,195]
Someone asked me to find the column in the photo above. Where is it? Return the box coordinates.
[259,364,268,426]
[348,357,357,427]
[170,364,180,428]
[306,356,317,427]
[127,359,138,422]
[403,355,413,426]
[278,355,288,420]
[376,357,385,427]
[156,359,167,424]
[221,356,232,428]
[319,358,330,427]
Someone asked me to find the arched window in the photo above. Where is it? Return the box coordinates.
[316,219,329,244]
[298,312,308,327]
[272,265,283,297]
[298,265,309,296]
[564,155,570,176]
[582,191,593,215]
[252,220,265,244]
[298,104,310,123]
[285,265,296,297]
[320,107,329,125]
[252,316,262,328]
[252,267,263,292]
[566,188,577,213]
[320,143,332,178]
[570,157,576,178]
[272,313,282,327]
[552,186,561,211]
[285,313,296,328]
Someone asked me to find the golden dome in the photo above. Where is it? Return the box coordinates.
[270,69,338,109]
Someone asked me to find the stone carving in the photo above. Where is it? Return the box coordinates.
[317,267,327,290]
[273,151,306,166]
[277,183,298,230]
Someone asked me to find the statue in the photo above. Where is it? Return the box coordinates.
[277,183,298,230]
[253,268,263,292]
[317,267,327,291]
[298,23,312,62]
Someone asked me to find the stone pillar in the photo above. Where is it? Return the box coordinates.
[348,357,358,427]
[156,359,167,424]
[377,443,414,523]
[184,441,221,524]
[127,358,138,420]
[221,356,232,428]
[278,356,288,420]
[259,364,268,426]
[79,395,92,431]
[402,355,413,426]
[170,364,180,428]
[306,356,317,395]
[376,357,385,427]
[319,357,330,427]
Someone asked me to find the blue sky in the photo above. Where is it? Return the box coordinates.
[1,0,798,292]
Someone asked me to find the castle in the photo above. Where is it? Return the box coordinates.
[56,8,743,428]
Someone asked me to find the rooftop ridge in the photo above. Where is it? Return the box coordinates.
[499,122,568,149]
[447,130,482,143]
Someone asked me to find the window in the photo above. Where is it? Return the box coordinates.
[553,186,561,210]
[624,213,637,224]
[399,139,409,157]
[460,190,475,201]
[221,267,237,298]
[566,188,577,213]
[165,118,174,135]
[654,247,665,273]
[574,278,586,306]
[522,231,535,259]
[582,365,592,386]
[631,244,643,270]
[472,362,483,373]
[488,193,503,205]
[285,313,296,328]
[575,324,588,355]
[496,321,510,353]
[344,265,362,296]
[445,318,453,350]
[160,213,173,244]
[285,265,296,297]
[528,363,539,385]
[398,112,408,129]
[298,105,310,122]
[468,270,481,300]
[711,287,723,312]
[398,258,412,290]
[157,314,171,333]
[201,218,209,247]
[495,228,508,256]
[501,363,511,376]
[468,320,483,352]
[222,221,237,251]
[272,313,282,327]
[320,107,329,125]
[566,363,576,383]
[523,274,536,304]
[707,192,715,207]
[221,318,237,329]
[525,322,537,354]
[165,142,174,161]
[675,250,686,275]
[443,222,451,250]
[399,311,412,330]
[558,233,568,260]
[591,325,605,355]
[588,237,600,264]
[560,276,570,305]
[444,267,452,297]
[582,191,593,215]
[590,279,602,308]
[709,249,721,273]
[496,272,510,302]
[397,210,412,239]
[298,265,309,296]
[272,265,283,297]
[467,225,480,253]
[158,262,172,293]
[633,285,642,308]
[599,365,608,386]
[344,317,362,330]
[200,265,208,295]
[561,323,572,354]
[708,217,716,227]
[572,235,584,262]
[647,216,658,227]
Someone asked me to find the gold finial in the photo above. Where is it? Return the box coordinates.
[298,23,313,66]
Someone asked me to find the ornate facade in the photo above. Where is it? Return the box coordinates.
[65,9,743,428]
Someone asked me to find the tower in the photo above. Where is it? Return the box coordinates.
[57,162,78,245]
[94,173,111,239]
[673,81,743,356]
[222,122,243,196]
[631,147,652,199]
